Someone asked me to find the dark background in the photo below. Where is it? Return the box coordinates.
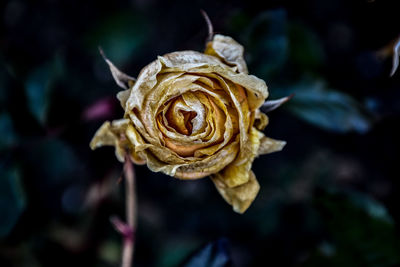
[1,0,400,266]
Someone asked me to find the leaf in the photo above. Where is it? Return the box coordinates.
[307,191,400,266]
[0,113,17,151]
[278,80,373,133]
[24,55,64,125]
[288,23,325,71]
[0,164,25,238]
[157,240,199,267]
[242,9,289,79]
[85,12,149,66]
[24,138,84,186]
[183,238,231,267]
[19,138,86,215]
[346,191,393,223]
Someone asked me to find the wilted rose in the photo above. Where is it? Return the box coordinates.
[91,34,285,213]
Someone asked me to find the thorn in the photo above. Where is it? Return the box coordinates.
[110,216,134,240]
[200,9,214,43]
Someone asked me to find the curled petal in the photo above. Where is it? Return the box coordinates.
[90,119,145,164]
[258,136,286,155]
[253,110,269,131]
[155,138,239,179]
[205,34,248,74]
[117,89,131,109]
[126,59,163,111]
[212,162,250,189]
[212,171,260,213]
[155,51,268,110]
[158,51,222,70]
[92,41,286,214]
[212,127,262,187]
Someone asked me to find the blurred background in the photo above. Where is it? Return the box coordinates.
[1,0,400,266]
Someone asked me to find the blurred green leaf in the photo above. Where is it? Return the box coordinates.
[252,195,283,236]
[98,241,120,265]
[85,12,149,66]
[25,138,83,186]
[225,11,252,35]
[278,80,372,133]
[0,164,25,238]
[243,10,324,80]
[0,113,17,150]
[24,55,64,125]
[243,9,289,80]
[347,191,393,224]
[157,239,199,267]
[288,23,325,72]
[183,238,231,267]
[306,192,400,266]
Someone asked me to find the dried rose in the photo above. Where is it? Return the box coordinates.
[90,34,286,213]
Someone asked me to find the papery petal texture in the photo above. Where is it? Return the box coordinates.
[90,34,285,213]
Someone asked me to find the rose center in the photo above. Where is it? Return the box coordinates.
[165,96,200,136]
[179,110,197,135]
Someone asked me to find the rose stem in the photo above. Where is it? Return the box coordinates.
[111,155,137,267]
[123,155,137,267]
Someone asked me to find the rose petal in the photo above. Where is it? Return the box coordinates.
[212,127,263,188]
[205,34,248,74]
[91,41,286,213]
[116,89,131,109]
[90,119,145,164]
[212,171,260,213]
[126,59,163,111]
[258,136,286,155]
[253,110,269,131]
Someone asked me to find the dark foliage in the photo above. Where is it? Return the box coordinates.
[1,0,400,266]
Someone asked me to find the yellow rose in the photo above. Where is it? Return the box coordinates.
[90,34,285,213]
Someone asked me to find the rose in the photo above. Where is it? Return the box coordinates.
[91,34,285,213]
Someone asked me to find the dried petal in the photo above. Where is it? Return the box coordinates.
[212,171,260,214]
[253,110,269,131]
[258,137,286,155]
[205,34,248,74]
[91,33,285,213]
[90,119,145,164]
[116,89,131,109]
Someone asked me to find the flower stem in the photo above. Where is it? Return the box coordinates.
[112,155,137,267]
